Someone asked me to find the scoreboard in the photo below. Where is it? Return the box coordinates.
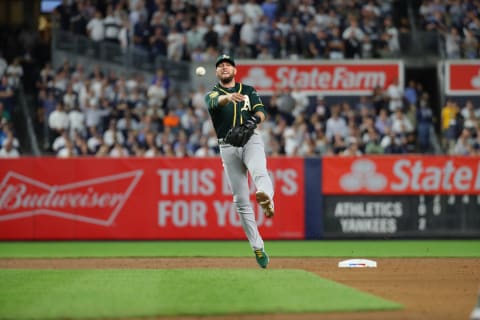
[321,156,480,238]
[323,195,480,238]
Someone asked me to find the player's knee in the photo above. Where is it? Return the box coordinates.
[233,196,250,208]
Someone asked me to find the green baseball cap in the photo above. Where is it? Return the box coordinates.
[215,54,235,67]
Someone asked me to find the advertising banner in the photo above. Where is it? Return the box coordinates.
[445,60,480,95]
[235,60,403,95]
[0,158,304,240]
[323,156,480,195]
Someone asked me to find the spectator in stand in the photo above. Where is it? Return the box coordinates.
[132,12,151,52]
[86,125,103,154]
[118,16,132,53]
[364,129,384,154]
[383,126,407,154]
[48,101,69,141]
[227,0,245,45]
[462,28,479,59]
[416,92,434,152]
[391,109,414,135]
[327,26,345,59]
[166,25,184,62]
[0,101,11,124]
[68,104,86,138]
[404,80,418,110]
[342,17,364,58]
[0,136,20,158]
[86,9,105,42]
[57,135,78,158]
[0,75,14,114]
[103,119,124,147]
[239,17,257,58]
[314,95,329,124]
[325,104,348,142]
[461,100,480,122]
[52,129,69,154]
[147,77,167,108]
[0,51,7,77]
[452,128,473,155]
[305,22,326,59]
[386,77,404,113]
[441,98,460,152]
[62,83,78,111]
[244,0,264,24]
[291,85,309,118]
[381,17,400,57]
[341,137,362,157]
[70,0,90,36]
[444,26,462,59]
[6,57,23,88]
[104,4,122,44]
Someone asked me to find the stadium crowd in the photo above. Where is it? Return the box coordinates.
[0,0,479,158]
[418,0,480,59]
[53,0,401,61]
[29,58,479,159]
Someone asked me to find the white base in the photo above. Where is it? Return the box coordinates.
[471,307,480,320]
[338,258,377,268]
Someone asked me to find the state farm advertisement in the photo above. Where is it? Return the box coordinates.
[235,60,403,95]
[0,158,304,240]
[445,60,480,95]
[323,156,480,195]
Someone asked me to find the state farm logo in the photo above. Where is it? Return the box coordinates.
[0,170,143,226]
[241,68,273,88]
[340,159,387,192]
[237,62,400,95]
[335,158,480,193]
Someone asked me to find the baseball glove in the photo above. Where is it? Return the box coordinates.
[224,115,260,147]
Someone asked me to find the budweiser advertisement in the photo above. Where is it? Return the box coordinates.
[445,60,480,95]
[235,59,404,95]
[323,156,480,195]
[0,158,304,240]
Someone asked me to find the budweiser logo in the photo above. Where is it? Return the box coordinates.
[0,170,143,225]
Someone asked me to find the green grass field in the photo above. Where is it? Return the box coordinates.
[0,240,478,319]
[0,240,478,258]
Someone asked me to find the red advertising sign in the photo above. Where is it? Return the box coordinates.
[445,60,480,95]
[0,158,304,240]
[235,60,403,95]
[323,156,480,195]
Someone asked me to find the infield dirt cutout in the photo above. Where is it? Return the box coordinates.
[2,257,479,320]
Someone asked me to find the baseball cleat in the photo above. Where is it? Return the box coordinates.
[256,191,274,218]
[254,248,269,269]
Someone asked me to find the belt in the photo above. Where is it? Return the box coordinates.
[218,138,227,145]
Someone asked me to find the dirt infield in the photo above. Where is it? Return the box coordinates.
[1,257,479,320]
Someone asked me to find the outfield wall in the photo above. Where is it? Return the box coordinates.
[0,156,479,240]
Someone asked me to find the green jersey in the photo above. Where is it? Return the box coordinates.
[204,82,267,139]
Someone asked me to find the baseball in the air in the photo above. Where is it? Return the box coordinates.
[195,66,206,76]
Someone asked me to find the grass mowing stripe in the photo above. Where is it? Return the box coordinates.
[0,240,479,258]
[0,269,401,319]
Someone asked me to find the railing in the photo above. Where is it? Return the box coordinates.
[52,29,191,85]
[15,83,41,156]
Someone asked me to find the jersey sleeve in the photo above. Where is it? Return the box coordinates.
[204,90,221,112]
[249,88,267,117]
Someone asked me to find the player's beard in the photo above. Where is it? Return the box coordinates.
[219,73,234,85]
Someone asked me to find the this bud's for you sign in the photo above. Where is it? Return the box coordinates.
[0,158,304,240]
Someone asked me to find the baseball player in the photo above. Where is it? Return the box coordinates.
[204,54,275,269]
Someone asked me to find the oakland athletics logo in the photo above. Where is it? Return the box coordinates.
[241,95,251,112]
